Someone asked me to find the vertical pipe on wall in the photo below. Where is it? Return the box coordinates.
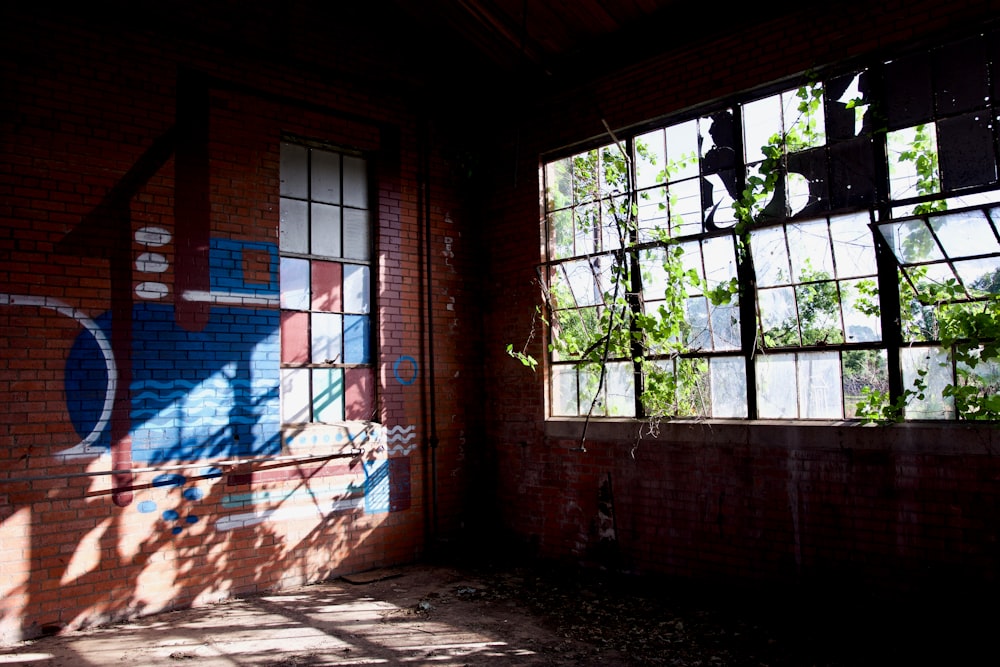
[417,111,440,542]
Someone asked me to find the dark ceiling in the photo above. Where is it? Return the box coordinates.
[388,0,800,88]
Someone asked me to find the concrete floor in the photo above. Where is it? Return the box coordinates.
[0,564,611,667]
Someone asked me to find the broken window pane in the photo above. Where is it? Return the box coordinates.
[887,124,941,201]
[787,147,829,217]
[828,137,877,209]
[825,71,872,141]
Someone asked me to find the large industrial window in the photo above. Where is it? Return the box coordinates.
[279,140,375,426]
[541,30,1000,421]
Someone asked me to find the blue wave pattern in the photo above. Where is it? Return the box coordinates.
[129,302,281,463]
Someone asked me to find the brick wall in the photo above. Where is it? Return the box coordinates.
[0,4,483,644]
[482,0,1000,599]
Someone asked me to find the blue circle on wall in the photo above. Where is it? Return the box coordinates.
[393,355,418,385]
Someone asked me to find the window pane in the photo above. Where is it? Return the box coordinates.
[635,129,665,189]
[312,368,344,423]
[311,260,342,312]
[605,361,636,417]
[902,346,954,419]
[280,142,308,198]
[545,157,572,210]
[344,264,370,313]
[830,213,876,278]
[343,208,370,260]
[759,286,799,347]
[311,312,342,364]
[551,365,579,416]
[665,119,700,181]
[311,149,341,204]
[742,94,782,164]
[756,353,798,418]
[788,220,833,281]
[343,315,370,364]
[280,368,311,422]
[842,349,889,418]
[548,209,574,260]
[343,155,368,208]
[879,219,944,264]
[841,278,881,342]
[279,257,310,310]
[280,197,308,253]
[751,226,792,287]
[710,356,747,418]
[280,311,309,363]
[887,125,940,201]
[928,209,1000,258]
[797,352,842,418]
[636,187,668,243]
[311,203,342,257]
[668,178,706,236]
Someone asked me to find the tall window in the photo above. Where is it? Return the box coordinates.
[279,140,375,426]
[541,29,1000,421]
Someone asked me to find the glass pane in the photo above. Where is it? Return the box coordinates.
[605,361,636,417]
[342,208,369,260]
[310,203,342,257]
[955,257,1000,295]
[636,187,668,242]
[759,286,799,347]
[879,219,944,264]
[887,125,940,200]
[797,352,842,418]
[710,356,747,418]
[756,353,798,418]
[938,112,997,191]
[574,204,598,256]
[562,258,602,308]
[545,157,572,211]
[311,149,341,204]
[311,260,342,312]
[702,235,738,291]
[549,209,574,259]
[751,225,792,287]
[280,311,309,363]
[784,85,825,151]
[343,315,370,364]
[551,365,579,416]
[684,297,710,350]
[601,196,629,252]
[710,303,741,350]
[796,281,844,346]
[640,247,667,301]
[578,364,604,416]
[664,119,700,181]
[902,346,954,419]
[551,306,601,361]
[279,257,310,310]
[573,150,600,204]
[928,209,1000,258]
[310,312,342,364]
[344,367,375,421]
[600,145,630,197]
[842,349,889,418]
[279,197,308,253]
[343,264,370,313]
[830,213,876,278]
[788,220,833,281]
[742,94,782,164]
[280,142,308,198]
[841,278,881,342]
[343,155,368,208]
[668,178,705,236]
[312,368,344,423]
[280,368,310,423]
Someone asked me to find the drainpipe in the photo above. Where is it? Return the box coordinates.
[417,112,439,543]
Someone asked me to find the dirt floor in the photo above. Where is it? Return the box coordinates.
[1,557,993,666]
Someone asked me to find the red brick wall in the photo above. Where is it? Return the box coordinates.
[0,5,482,643]
[483,0,1000,597]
